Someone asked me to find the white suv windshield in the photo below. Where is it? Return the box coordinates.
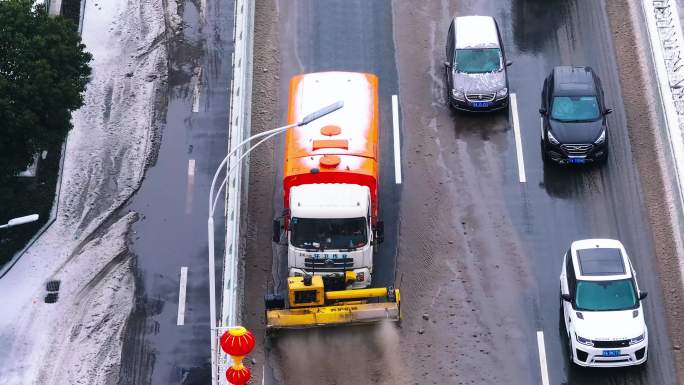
[290,217,367,250]
[455,48,502,73]
[575,279,638,311]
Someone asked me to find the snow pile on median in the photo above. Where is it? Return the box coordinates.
[0,0,168,382]
[1,214,137,385]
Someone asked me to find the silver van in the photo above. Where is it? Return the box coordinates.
[445,16,512,112]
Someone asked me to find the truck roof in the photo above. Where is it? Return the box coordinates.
[284,72,379,183]
[290,184,369,219]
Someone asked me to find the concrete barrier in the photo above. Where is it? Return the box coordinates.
[641,0,684,287]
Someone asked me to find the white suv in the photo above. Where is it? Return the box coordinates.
[560,239,648,367]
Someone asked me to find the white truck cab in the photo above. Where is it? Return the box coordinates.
[286,183,374,289]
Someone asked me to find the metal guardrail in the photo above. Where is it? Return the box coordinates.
[216,0,254,383]
[641,0,684,280]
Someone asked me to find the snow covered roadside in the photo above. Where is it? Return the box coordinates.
[0,0,172,383]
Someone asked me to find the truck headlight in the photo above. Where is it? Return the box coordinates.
[496,87,508,99]
[452,89,465,101]
[594,129,606,145]
[547,130,560,145]
[575,334,594,347]
[629,333,645,345]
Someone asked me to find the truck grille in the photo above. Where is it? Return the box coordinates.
[465,92,495,102]
[592,339,630,348]
[561,144,592,156]
[304,257,354,272]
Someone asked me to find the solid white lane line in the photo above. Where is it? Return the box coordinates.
[185,159,196,214]
[536,331,550,385]
[392,94,402,184]
[192,67,202,113]
[510,93,526,183]
[177,266,189,326]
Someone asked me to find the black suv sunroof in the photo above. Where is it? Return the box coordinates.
[577,248,625,276]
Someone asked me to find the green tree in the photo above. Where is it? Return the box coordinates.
[0,0,91,180]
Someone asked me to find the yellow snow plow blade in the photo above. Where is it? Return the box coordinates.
[265,275,401,329]
[266,299,400,329]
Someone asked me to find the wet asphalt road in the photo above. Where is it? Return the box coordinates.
[118,0,234,384]
[244,1,680,384]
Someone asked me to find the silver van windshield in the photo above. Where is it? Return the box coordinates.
[455,48,502,74]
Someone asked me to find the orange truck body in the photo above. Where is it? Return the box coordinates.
[284,71,380,223]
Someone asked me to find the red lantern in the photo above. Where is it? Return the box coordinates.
[226,366,251,385]
[220,326,255,357]
[221,326,255,385]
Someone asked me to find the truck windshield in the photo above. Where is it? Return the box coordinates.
[290,217,368,250]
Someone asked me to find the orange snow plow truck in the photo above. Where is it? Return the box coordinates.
[266,71,400,329]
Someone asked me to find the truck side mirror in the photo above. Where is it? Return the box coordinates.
[560,293,572,302]
[444,61,451,69]
[604,108,613,115]
[272,219,281,243]
[374,221,385,244]
[505,60,513,67]
[639,291,648,300]
[539,108,547,116]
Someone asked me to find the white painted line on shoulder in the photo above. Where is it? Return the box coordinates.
[536,331,550,385]
[392,94,402,184]
[192,67,203,113]
[262,365,265,385]
[188,158,196,176]
[186,159,196,214]
[200,0,207,22]
[177,266,189,326]
[510,93,526,183]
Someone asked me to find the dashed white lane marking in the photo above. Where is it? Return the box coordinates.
[510,93,527,183]
[192,67,202,113]
[185,159,196,214]
[392,94,402,184]
[262,366,265,385]
[200,0,207,23]
[536,331,550,385]
[177,266,189,326]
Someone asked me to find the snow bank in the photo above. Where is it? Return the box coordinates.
[0,0,168,381]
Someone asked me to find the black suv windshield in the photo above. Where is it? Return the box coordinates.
[455,48,502,73]
[290,217,368,250]
[551,96,600,122]
[575,279,638,311]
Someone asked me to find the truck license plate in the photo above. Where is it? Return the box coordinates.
[603,350,621,357]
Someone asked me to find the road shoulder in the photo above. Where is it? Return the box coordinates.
[606,0,684,379]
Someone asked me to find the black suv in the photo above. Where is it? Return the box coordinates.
[540,66,612,165]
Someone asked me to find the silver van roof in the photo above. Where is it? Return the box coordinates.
[454,16,499,49]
